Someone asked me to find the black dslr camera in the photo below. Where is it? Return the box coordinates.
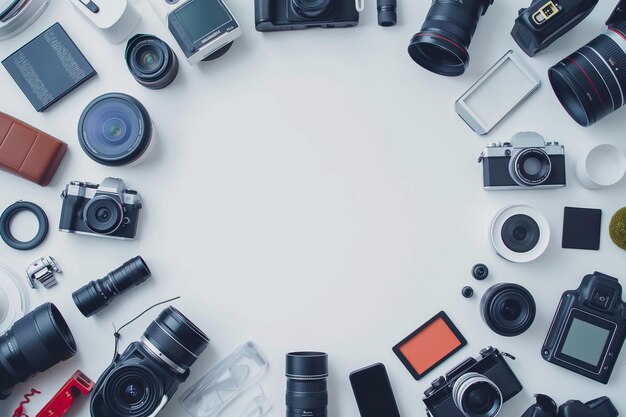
[542,272,626,384]
[512,0,599,56]
[423,347,523,417]
[59,177,142,240]
[522,394,618,417]
[90,306,209,417]
[254,0,359,31]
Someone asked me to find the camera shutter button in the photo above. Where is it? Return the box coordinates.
[432,376,445,389]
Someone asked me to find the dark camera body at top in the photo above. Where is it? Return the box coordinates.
[255,0,359,32]
[542,272,626,384]
[512,0,599,56]
[423,347,523,417]
[59,177,142,240]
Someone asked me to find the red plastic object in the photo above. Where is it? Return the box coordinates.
[35,371,94,417]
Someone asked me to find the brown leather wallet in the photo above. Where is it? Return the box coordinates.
[0,112,67,186]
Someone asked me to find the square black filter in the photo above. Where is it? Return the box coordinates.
[562,207,602,250]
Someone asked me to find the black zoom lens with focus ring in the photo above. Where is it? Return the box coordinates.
[72,256,152,317]
[408,0,494,76]
[0,303,77,400]
[481,283,536,337]
[286,352,328,417]
[549,22,626,127]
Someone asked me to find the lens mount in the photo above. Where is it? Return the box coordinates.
[481,283,536,337]
[452,373,503,417]
[510,148,552,186]
[83,195,124,235]
[103,365,164,417]
[408,33,469,76]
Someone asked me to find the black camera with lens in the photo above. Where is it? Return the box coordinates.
[90,306,209,417]
[59,177,142,240]
[423,347,523,417]
[522,394,619,417]
[479,132,566,190]
[542,271,626,384]
[511,0,599,57]
[254,0,359,32]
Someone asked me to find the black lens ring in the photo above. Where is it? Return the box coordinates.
[512,148,552,186]
[460,381,501,417]
[0,201,48,251]
[549,65,593,126]
[202,42,235,61]
[82,195,124,235]
[78,93,153,166]
[500,214,541,254]
[103,365,163,417]
[480,283,536,337]
[291,0,332,18]
[126,34,179,90]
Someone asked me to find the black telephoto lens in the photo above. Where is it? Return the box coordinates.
[0,303,77,400]
[72,256,152,317]
[286,352,328,417]
[549,22,626,126]
[126,34,179,90]
[408,0,494,76]
[480,283,536,337]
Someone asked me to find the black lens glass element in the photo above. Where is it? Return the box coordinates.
[119,378,147,407]
[408,0,493,76]
[0,303,77,399]
[501,214,540,253]
[513,149,551,186]
[462,382,501,417]
[291,0,332,18]
[83,195,123,235]
[481,283,536,337]
[125,35,179,90]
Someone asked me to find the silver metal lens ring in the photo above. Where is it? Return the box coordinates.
[511,148,552,186]
[452,372,503,417]
[140,336,186,375]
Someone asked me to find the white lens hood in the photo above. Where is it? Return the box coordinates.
[0,263,29,334]
[0,0,49,40]
[489,205,550,263]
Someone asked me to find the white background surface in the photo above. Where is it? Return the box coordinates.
[1,0,626,416]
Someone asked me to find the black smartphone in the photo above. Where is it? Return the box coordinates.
[349,363,401,417]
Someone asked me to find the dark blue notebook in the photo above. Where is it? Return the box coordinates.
[2,23,96,112]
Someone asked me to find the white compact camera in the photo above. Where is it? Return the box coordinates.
[69,0,140,44]
[0,0,49,40]
[148,0,242,64]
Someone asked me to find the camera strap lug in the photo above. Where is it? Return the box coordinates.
[478,151,485,163]
[502,351,516,360]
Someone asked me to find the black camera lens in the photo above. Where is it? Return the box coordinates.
[453,373,502,417]
[511,148,552,187]
[126,34,179,90]
[73,256,152,317]
[83,195,123,235]
[291,0,332,18]
[142,306,210,371]
[286,352,328,417]
[78,93,154,167]
[549,22,626,126]
[0,303,77,400]
[472,263,489,280]
[481,283,536,337]
[408,0,494,76]
[501,214,540,253]
[103,365,163,417]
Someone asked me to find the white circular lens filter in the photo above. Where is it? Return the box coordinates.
[0,263,29,334]
[489,205,550,263]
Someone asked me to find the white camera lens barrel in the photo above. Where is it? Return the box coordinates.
[575,144,626,189]
[489,205,550,263]
[452,372,503,417]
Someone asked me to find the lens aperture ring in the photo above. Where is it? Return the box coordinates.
[583,33,626,109]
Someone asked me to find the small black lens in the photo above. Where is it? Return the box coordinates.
[462,382,500,417]
[143,306,210,370]
[103,365,162,416]
[549,23,626,126]
[286,352,328,417]
[408,0,493,76]
[0,303,77,400]
[72,256,152,317]
[126,34,179,90]
[501,214,540,253]
[481,283,536,337]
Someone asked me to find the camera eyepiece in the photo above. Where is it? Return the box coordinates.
[72,256,152,317]
[126,34,179,90]
[286,351,328,417]
[481,283,536,337]
[0,303,77,400]
[408,0,494,76]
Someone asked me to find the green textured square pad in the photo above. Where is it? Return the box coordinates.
[562,207,602,251]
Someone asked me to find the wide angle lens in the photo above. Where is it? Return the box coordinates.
[549,22,626,126]
[408,0,494,76]
[0,303,77,400]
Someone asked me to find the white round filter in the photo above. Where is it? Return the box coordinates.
[0,263,29,334]
[576,144,626,189]
[489,205,550,263]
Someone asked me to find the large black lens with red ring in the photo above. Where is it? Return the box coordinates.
[408,0,494,77]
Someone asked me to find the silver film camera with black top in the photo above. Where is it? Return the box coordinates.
[479,132,566,190]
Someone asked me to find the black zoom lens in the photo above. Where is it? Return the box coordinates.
[0,303,77,400]
[72,256,152,317]
[286,352,328,417]
[549,23,626,126]
[408,0,494,76]
[126,34,179,90]
[481,283,536,337]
